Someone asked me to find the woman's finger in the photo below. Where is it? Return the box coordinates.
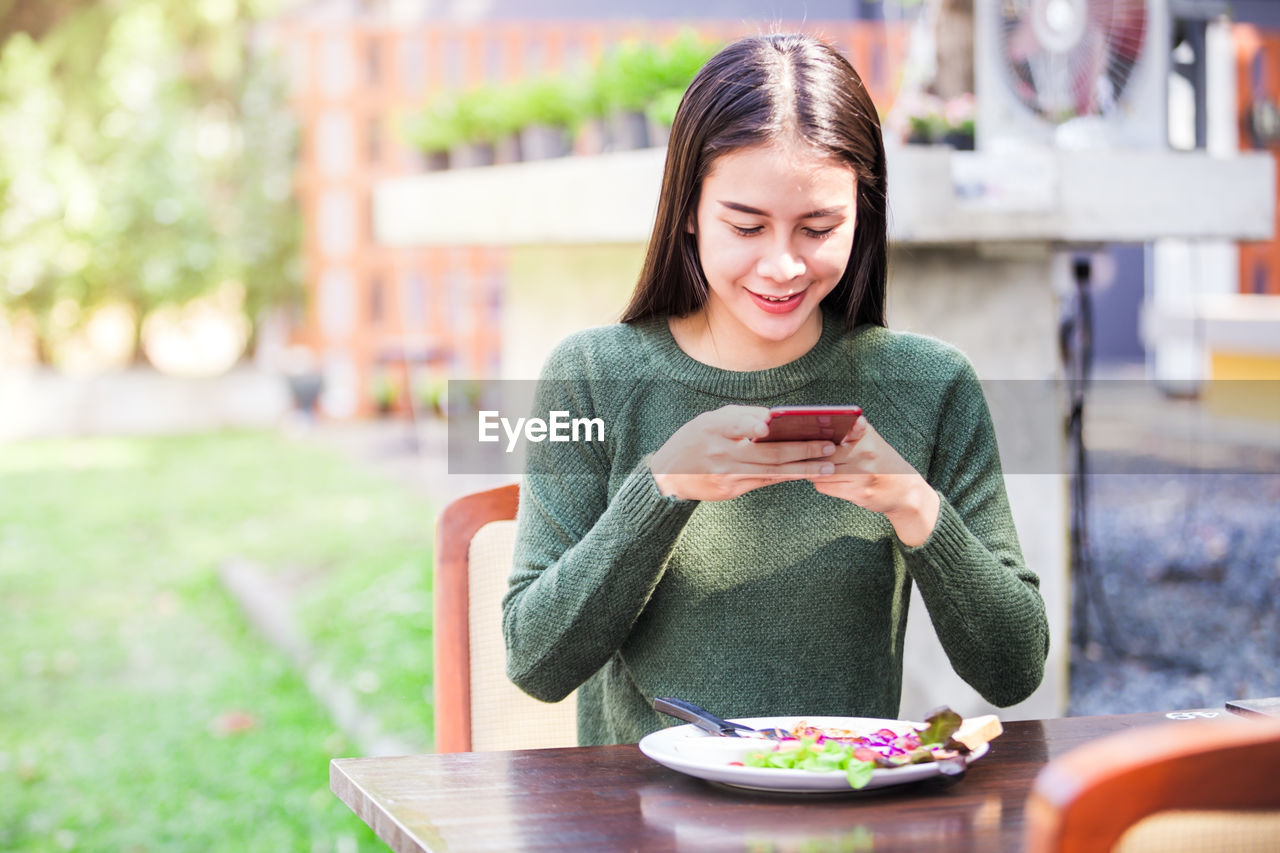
[747,439,836,464]
[717,406,772,440]
[840,414,870,445]
[738,458,837,478]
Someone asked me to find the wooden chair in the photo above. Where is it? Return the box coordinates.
[433,482,578,752]
[1025,717,1280,853]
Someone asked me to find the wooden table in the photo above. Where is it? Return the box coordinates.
[331,708,1231,852]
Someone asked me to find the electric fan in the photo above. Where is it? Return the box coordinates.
[975,0,1170,148]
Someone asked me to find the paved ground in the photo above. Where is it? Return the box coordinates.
[293,414,515,508]
[1065,381,1280,714]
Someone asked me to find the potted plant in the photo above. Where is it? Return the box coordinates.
[488,85,530,165]
[899,92,976,149]
[404,98,462,171]
[644,87,683,148]
[941,93,976,150]
[448,86,511,168]
[654,29,719,90]
[594,40,663,150]
[567,62,611,155]
[416,375,448,419]
[903,92,948,145]
[280,345,324,422]
[372,373,399,416]
[514,75,579,160]
[644,31,719,146]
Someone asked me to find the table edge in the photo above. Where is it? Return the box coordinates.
[331,757,432,853]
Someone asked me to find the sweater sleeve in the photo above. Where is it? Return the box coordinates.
[897,360,1050,708]
[501,342,697,703]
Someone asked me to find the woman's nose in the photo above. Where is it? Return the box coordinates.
[756,246,806,282]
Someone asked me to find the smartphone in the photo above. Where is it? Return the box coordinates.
[1226,697,1280,718]
[755,405,863,443]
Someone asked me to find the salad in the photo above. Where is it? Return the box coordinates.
[735,707,971,789]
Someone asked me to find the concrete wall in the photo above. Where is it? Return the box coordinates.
[502,244,645,379]
[887,245,1067,721]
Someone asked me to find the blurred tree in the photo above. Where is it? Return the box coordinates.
[0,0,91,44]
[0,0,299,365]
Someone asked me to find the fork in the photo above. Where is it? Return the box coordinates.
[653,697,792,739]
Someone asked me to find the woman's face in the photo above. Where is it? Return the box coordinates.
[690,139,857,365]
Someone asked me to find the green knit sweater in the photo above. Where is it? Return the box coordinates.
[502,309,1049,746]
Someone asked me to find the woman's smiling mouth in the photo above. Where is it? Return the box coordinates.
[747,288,808,314]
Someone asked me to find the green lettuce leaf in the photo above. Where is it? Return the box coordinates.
[915,706,963,746]
[846,759,876,789]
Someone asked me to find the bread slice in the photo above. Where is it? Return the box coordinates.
[953,714,1004,750]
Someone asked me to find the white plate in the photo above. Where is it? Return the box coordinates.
[638,715,989,793]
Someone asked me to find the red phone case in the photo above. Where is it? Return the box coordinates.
[756,406,862,442]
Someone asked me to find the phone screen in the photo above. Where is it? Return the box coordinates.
[756,406,862,443]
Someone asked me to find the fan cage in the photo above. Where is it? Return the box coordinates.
[999,0,1149,123]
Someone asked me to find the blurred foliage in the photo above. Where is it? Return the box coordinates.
[589,29,721,120]
[512,75,588,130]
[404,28,722,157]
[0,0,300,363]
[0,431,436,850]
[0,0,88,44]
[590,40,663,114]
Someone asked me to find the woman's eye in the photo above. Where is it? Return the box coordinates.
[803,227,836,239]
[730,224,763,236]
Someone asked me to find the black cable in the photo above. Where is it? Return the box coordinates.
[1062,254,1124,657]
[1062,257,1088,651]
[1062,255,1210,675]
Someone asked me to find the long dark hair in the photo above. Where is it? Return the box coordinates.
[620,33,887,330]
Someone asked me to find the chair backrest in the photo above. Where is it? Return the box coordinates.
[434,482,578,752]
[1025,717,1280,853]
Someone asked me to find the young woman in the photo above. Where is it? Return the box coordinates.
[502,33,1049,746]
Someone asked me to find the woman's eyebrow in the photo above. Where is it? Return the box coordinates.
[717,201,847,219]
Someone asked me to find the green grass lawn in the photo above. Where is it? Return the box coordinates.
[0,431,438,852]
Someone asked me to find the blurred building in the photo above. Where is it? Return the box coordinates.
[271,3,910,417]
[271,0,1280,416]
[1093,2,1280,375]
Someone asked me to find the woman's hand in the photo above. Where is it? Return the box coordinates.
[809,416,941,547]
[649,405,837,502]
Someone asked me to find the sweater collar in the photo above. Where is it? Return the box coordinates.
[637,308,848,401]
